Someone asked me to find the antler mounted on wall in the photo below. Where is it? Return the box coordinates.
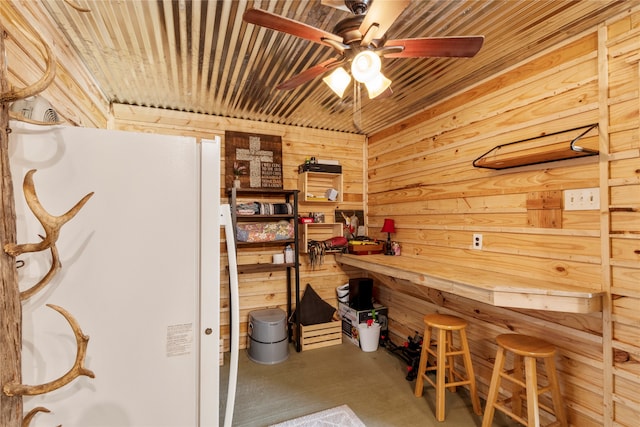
[0,19,55,105]
[4,169,94,257]
[3,304,95,397]
[1,8,95,427]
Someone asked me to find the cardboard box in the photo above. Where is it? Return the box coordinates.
[338,302,388,346]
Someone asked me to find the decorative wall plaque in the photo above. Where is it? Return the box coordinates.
[225,131,283,190]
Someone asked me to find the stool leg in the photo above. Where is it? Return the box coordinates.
[435,328,447,421]
[414,325,431,397]
[544,356,568,427]
[445,330,457,393]
[481,346,505,427]
[524,356,540,427]
[512,354,524,419]
[459,328,482,416]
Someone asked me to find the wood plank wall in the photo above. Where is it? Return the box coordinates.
[1,0,367,359]
[605,12,640,427]
[365,9,640,427]
[3,1,638,424]
[110,105,366,352]
[0,1,109,127]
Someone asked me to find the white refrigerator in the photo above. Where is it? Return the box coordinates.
[9,122,239,427]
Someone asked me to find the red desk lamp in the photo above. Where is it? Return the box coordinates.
[380,218,396,256]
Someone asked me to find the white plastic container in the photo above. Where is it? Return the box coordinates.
[357,322,381,352]
[284,245,294,264]
[336,283,349,304]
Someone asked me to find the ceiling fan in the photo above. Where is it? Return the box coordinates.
[243,0,485,101]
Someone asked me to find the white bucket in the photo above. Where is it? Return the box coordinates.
[357,322,381,352]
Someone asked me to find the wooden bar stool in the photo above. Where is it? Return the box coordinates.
[414,313,482,421]
[482,334,568,427]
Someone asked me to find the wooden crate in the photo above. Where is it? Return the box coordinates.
[295,320,342,351]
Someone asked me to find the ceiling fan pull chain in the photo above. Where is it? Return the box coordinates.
[353,83,362,133]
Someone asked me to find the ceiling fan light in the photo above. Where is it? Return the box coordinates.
[322,67,351,98]
[351,50,381,83]
[365,72,392,99]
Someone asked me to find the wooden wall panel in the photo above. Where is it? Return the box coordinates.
[366,8,640,425]
[0,2,109,127]
[607,9,640,425]
[111,105,365,350]
[3,0,637,424]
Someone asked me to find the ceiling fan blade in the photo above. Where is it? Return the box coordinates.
[383,36,485,58]
[359,0,410,46]
[276,58,341,90]
[244,8,343,46]
[320,0,350,12]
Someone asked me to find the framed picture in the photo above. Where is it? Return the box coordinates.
[225,131,283,190]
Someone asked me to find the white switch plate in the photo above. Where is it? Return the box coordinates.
[564,188,600,211]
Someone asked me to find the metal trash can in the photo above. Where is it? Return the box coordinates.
[247,308,288,364]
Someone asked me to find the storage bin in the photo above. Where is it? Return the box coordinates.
[357,322,381,352]
[247,308,288,364]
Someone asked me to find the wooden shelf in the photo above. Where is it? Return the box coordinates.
[237,262,296,274]
[299,223,343,253]
[298,171,343,202]
[236,214,295,221]
[336,253,604,314]
[473,124,599,170]
[236,238,296,249]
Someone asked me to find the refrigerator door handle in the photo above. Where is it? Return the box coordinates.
[220,203,239,427]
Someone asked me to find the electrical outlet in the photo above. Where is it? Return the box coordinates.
[472,233,483,250]
[564,188,600,211]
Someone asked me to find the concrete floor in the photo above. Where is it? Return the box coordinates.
[219,340,518,427]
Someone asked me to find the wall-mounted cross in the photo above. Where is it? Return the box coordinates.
[236,136,274,188]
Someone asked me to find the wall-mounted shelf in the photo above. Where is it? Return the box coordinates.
[473,124,599,170]
[298,171,343,202]
[299,222,343,253]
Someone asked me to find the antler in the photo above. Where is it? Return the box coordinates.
[19,241,61,301]
[22,407,60,427]
[3,304,95,397]
[4,169,94,257]
[0,22,56,103]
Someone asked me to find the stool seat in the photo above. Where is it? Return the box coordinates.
[414,313,482,422]
[482,334,567,427]
[496,334,556,358]
[424,313,468,330]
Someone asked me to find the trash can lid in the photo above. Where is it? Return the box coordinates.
[250,308,286,324]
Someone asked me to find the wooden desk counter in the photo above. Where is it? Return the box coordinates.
[335,254,603,314]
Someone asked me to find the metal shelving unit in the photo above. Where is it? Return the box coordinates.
[227,187,302,351]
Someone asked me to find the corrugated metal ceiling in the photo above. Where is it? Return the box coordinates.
[40,0,636,135]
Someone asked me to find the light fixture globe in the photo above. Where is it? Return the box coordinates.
[365,72,391,99]
[322,67,351,98]
[351,50,381,83]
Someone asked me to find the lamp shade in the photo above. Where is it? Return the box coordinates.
[351,51,381,83]
[323,67,351,98]
[381,218,396,233]
[365,72,392,99]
